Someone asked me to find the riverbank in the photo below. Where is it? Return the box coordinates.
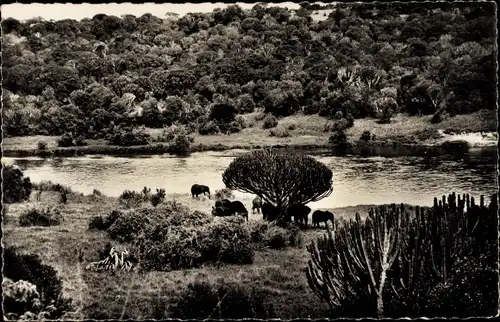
[2,111,497,158]
[3,188,429,319]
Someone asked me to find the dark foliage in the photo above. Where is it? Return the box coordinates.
[2,4,494,139]
[3,246,73,318]
[2,164,33,204]
[19,206,63,227]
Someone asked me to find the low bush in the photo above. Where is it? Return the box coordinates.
[134,216,254,271]
[57,133,74,147]
[198,120,220,135]
[262,114,279,129]
[37,141,48,150]
[108,126,150,146]
[329,130,348,150]
[107,210,154,243]
[150,188,166,207]
[19,206,63,227]
[3,246,73,319]
[170,276,274,319]
[430,112,443,124]
[249,221,303,249]
[360,130,372,141]
[214,188,234,201]
[88,210,121,231]
[118,189,144,208]
[169,133,192,155]
[287,123,297,131]
[269,126,291,138]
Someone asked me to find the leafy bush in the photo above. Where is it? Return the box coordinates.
[2,165,33,204]
[107,210,154,243]
[134,216,254,271]
[169,133,192,155]
[360,130,372,141]
[118,189,144,208]
[108,126,151,146]
[329,130,348,150]
[248,221,303,249]
[269,126,290,138]
[170,276,274,319]
[57,133,74,147]
[430,112,443,124]
[214,188,234,200]
[262,114,279,129]
[198,120,220,135]
[88,209,121,231]
[37,141,48,150]
[2,277,42,317]
[19,206,63,227]
[3,246,73,319]
[150,188,166,207]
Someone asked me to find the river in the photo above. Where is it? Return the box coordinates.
[2,148,498,209]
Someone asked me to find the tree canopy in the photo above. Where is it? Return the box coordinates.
[222,148,333,221]
[2,3,496,138]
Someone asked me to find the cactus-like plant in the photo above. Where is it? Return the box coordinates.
[306,193,498,318]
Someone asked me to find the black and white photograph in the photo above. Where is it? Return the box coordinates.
[1,1,498,320]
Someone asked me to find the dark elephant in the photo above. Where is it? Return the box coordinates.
[312,210,335,228]
[212,200,248,221]
[287,204,311,229]
[252,196,263,214]
[261,202,278,221]
[191,184,211,199]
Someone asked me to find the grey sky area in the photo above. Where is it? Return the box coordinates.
[1,2,308,21]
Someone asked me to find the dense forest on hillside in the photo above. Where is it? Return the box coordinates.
[2,2,496,141]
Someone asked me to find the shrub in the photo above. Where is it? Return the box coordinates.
[19,206,63,227]
[170,277,273,319]
[198,120,220,135]
[262,114,279,129]
[2,165,33,204]
[153,124,192,143]
[118,189,144,208]
[88,215,108,231]
[269,126,290,138]
[57,132,74,147]
[214,188,234,201]
[360,130,372,141]
[107,210,153,243]
[169,133,192,155]
[37,141,48,150]
[108,126,150,146]
[2,277,42,317]
[430,112,442,124]
[150,188,166,207]
[134,216,254,271]
[329,130,348,150]
[287,123,297,131]
[3,246,73,319]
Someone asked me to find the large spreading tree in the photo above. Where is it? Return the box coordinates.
[222,148,333,223]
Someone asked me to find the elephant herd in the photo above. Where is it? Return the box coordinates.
[190,184,335,229]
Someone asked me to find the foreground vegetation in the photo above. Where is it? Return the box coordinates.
[2,2,496,153]
[3,157,497,319]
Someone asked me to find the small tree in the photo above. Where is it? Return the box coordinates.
[2,165,33,204]
[222,148,333,223]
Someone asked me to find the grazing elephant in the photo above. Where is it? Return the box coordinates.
[191,184,211,199]
[312,210,335,228]
[287,204,311,229]
[252,196,263,214]
[261,202,278,221]
[212,200,249,221]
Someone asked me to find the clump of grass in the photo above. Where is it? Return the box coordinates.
[169,275,275,319]
[248,221,303,249]
[214,188,234,200]
[19,206,63,227]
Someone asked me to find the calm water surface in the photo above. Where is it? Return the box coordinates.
[3,149,498,208]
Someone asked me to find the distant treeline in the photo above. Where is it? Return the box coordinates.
[2,2,496,138]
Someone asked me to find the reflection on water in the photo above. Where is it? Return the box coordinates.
[2,148,498,208]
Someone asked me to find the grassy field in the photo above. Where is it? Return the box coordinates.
[2,188,426,319]
[2,110,496,156]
